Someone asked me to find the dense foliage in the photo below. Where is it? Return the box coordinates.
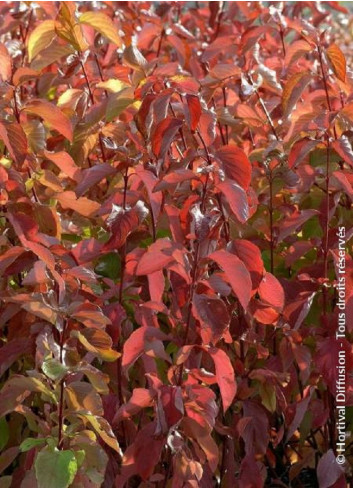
[0,1,352,487]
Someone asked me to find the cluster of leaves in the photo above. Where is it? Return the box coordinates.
[0,1,352,487]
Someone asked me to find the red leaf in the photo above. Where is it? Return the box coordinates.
[0,246,26,276]
[122,327,169,371]
[43,151,80,181]
[237,401,269,454]
[192,293,230,344]
[103,201,148,251]
[114,388,154,424]
[238,454,264,488]
[258,272,285,311]
[152,117,182,160]
[288,138,319,168]
[228,239,264,291]
[55,191,100,217]
[135,166,162,225]
[0,122,28,165]
[136,239,175,275]
[198,111,216,146]
[0,338,32,377]
[148,270,165,303]
[332,137,353,167]
[327,43,346,82]
[285,39,312,68]
[156,385,184,433]
[277,209,319,243]
[331,170,353,200]
[122,422,164,480]
[71,238,103,264]
[210,250,252,309]
[186,94,202,131]
[208,347,236,412]
[285,387,314,442]
[154,169,197,192]
[314,337,353,396]
[215,145,252,190]
[217,181,249,223]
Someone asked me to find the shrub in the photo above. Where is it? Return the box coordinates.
[0,1,352,487]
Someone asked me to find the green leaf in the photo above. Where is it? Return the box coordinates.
[259,383,276,413]
[0,418,9,451]
[74,449,86,468]
[106,90,134,122]
[95,252,121,280]
[35,448,78,488]
[20,437,46,452]
[42,359,68,381]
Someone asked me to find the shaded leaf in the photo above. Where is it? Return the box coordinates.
[103,201,148,251]
[72,329,119,362]
[288,138,319,168]
[23,100,73,141]
[332,137,353,168]
[0,122,28,165]
[193,294,230,344]
[76,163,116,197]
[317,450,344,488]
[152,117,183,160]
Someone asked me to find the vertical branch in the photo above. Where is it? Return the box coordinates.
[13,89,20,123]
[177,130,212,385]
[317,42,338,140]
[57,318,67,450]
[117,169,129,448]
[80,58,106,162]
[269,169,274,275]
[248,74,280,141]
[323,138,330,292]
[279,25,286,57]
[222,87,229,144]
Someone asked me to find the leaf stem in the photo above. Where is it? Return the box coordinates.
[248,74,279,141]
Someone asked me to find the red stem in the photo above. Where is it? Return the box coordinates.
[57,319,67,450]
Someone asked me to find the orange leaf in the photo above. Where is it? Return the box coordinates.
[79,11,121,46]
[282,71,312,117]
[327,43,346,82]
[0,122,28,165]
[23,100,73,141]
